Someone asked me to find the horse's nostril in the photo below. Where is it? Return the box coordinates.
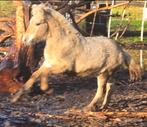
[22,36,28,43]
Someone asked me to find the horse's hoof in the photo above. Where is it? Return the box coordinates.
[11,95,20,103]
[99,104,107,110]
[10,89,23,103]
[40,83,49,91]
[83,105,96,112]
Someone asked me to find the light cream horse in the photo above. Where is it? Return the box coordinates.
[12,4,141,111]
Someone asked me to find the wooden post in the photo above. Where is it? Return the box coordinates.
[13,1,25,49]
[90,0,99,36]
[140,1,147,42]
[14,1,33,82]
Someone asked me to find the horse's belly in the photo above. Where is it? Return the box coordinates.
[43,55,74,74]
[76,70,101,77]
[75,60,105,77]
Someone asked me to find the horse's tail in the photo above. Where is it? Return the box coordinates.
[123,52,142,81]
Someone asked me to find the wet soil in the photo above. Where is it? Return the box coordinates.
[0,71,147,127]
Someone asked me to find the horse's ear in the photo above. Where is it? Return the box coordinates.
[31,4,38,15]
[43,3,52,12]
[44,2,52,8]
[32,4,37,9]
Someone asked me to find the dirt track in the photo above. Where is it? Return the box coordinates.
[0,71,147,127]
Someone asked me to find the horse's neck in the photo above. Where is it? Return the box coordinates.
[46,9,85,52]
[48,9,80,37]
[47,16,65,38]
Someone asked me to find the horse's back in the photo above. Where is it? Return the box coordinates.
[87,36,125,66]
[86,36,120,50]
[75,36,125,76]
[85,36,123,58]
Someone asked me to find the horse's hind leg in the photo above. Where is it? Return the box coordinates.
[100,82,113,109]
[84,72,109,111]
[11,64,45,103]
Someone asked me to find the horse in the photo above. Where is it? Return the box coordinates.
[11,4,141,111]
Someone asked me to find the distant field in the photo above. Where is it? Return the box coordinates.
[110,4,147,43]
[0,1,15,17]
[111,5,147,31]
[111,19,147,32]
[0,1,147,43]
[112,5,143,20]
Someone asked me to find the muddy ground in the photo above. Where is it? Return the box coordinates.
[0,70,147,127]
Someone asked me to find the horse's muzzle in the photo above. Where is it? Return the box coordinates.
[22,35,32,46]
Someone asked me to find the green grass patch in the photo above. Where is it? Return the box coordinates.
[111,19,147,32]
[119,36,147,44]
[112,5,143,20]
[110,5,147,43]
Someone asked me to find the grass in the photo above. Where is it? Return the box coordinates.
[112,5,143,20]
[110,4,147,43]
[111,5,147,69]
[111,19,147,32]
[0,1,16,17]
[0,1,147,43]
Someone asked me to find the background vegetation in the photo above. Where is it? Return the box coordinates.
[0,1,16,17]
[111,5,147,43]
[0,1,147,67]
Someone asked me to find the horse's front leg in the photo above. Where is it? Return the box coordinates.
[11,64,47,103]
[40,68,50,91]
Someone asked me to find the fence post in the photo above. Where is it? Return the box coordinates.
[140,1,147,68]
[107,0,114,38]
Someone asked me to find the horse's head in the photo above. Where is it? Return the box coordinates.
[22,4,50,45]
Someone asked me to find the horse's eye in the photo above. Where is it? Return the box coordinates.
[36,23,41,26]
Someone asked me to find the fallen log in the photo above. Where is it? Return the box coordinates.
[89,111,147,118]
[66,109,147,118]
[0,22,14,33]
[0,18,15,34]
[27,111,147,122]
[0,47,9,53]
[0,19,15,44]
[0,17,15,23]
[0,33,13,43]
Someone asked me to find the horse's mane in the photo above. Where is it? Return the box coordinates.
[48,9,79,34]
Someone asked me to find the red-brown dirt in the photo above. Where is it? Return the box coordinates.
[0,68,22,93]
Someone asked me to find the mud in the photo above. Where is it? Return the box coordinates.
[0,70,147,127]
